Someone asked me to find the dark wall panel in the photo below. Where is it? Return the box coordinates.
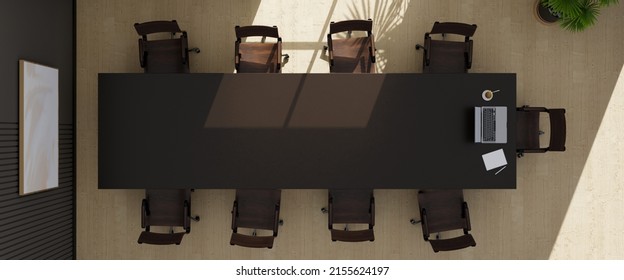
[0,0,74,260]
[0,0,74,123]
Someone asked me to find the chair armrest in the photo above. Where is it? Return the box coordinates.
[421,209,430,240]
[277,38,283,72]
[517,106,548,112]
[462,202,472,232]
[181,31,189,64]
[423,34,431,65]
[370,196,375,227]
[273,204,280,237]
[234,40,241,70]
[465,40,473,69]
[141,199,148,228]
[184,200,190,233]
[521,148,549,153]
[138,39,147,68]
[231,201,238,231]
[328,196,333,229]
[327,34,334,66]
[369,34,376,63]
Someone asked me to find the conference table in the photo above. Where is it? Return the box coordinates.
[98,73,516,189]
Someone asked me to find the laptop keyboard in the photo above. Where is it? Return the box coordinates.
[482,108,496,142]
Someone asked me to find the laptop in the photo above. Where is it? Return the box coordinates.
[474,106,507,144]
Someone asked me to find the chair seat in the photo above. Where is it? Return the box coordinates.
[331,38,375,73]
[331,229,374,242]
[137,231,185,245]
[235,189,280,230]
[238,43,279,73]
[330,189,373,224]
[230,232,275,248]
[429,234,476,252]
[144,189,188,227]
[424,40,467,73]
[516,111,540,150]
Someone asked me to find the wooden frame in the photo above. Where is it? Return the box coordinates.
[19,60,59,195]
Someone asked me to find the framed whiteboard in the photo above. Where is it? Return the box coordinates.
[19,60,59,195]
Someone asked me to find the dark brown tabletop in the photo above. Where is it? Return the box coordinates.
[98,73,516,189]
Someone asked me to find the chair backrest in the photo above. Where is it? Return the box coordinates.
[134,20,190,73]
[548,109,566,151]
[138,232,185,245]
[134,20,182,37]
[329,19,373,35]
[429,21,477,38]
[428,234,476,252]
[235,25,280,40]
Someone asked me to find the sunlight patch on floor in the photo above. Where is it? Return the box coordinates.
[549,63,624,259]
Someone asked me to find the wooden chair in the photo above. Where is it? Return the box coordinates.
[138,189,200,245]
[412,190,476,252]
[324,189,375,242]
[415,22,477,73]
[325,19,376,73]
[235,25,286,73]
[516,106,567,157]
[230,189,282,249]
[134,20,200,73]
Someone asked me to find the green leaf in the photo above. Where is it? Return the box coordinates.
[543,0,583,17]
[559,0,600,31]
[599,0,619,7]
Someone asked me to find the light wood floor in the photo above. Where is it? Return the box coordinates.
[76,0,624,259]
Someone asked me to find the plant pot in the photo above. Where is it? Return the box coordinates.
[534,0,559,24]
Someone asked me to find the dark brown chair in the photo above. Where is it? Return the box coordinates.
[138,189,200,245]
[516,106,567,157]
[325,19,376,73]
[134,20,200,73]
[412,190,476,252]
[415,22,477,73]
[235,25,286,73]
[324,189,375,242]
[230,189,282,249]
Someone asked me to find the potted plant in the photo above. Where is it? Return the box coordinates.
[535,0,619,31]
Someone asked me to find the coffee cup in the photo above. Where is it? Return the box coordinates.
[482,90,494,101]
